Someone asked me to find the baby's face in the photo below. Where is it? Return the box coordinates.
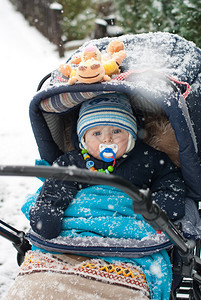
[84,126,129,160]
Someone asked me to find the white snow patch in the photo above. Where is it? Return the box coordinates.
[150,261,163,278]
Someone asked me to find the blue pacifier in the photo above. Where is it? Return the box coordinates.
[99,144,118,162]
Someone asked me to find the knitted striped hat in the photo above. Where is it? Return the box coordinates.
[77,93,137,144]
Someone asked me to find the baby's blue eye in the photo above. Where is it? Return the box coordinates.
[113,129,121,134]
[93,132,101,136]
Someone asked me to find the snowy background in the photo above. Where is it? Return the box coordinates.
[0,1,200,299]
[0,0,74,297]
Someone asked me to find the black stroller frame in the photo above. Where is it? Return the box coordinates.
[1,32,201,299]
[0,165,201,299]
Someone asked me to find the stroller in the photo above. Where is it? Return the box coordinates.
[1,32,201,299]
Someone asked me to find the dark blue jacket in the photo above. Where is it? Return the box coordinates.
[29,140,186,239]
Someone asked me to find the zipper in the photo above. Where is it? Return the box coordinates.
[27,232,172,255]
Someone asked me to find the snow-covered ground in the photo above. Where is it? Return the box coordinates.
[0,0,74,297]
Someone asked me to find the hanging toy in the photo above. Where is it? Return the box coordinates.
[68,59,111,85]
[102,40,127,77]
[58,39,127,84]
[81,144,117,174]
[70,44,102,64]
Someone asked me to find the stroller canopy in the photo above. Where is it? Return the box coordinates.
[29,32,201,201]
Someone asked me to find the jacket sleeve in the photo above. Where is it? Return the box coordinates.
[151,152,186,221]
[29,155,78,239]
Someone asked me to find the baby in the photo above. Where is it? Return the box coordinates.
[29,94,186,240]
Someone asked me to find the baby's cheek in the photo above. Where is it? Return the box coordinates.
[116,143,128,158]
[88,146,100,159]
[115,151,122,159]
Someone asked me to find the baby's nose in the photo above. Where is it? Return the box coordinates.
[103,134,112,143]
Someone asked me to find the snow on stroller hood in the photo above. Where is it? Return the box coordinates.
[29,32,201,202]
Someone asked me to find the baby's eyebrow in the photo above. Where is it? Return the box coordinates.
[92,129,100,132]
